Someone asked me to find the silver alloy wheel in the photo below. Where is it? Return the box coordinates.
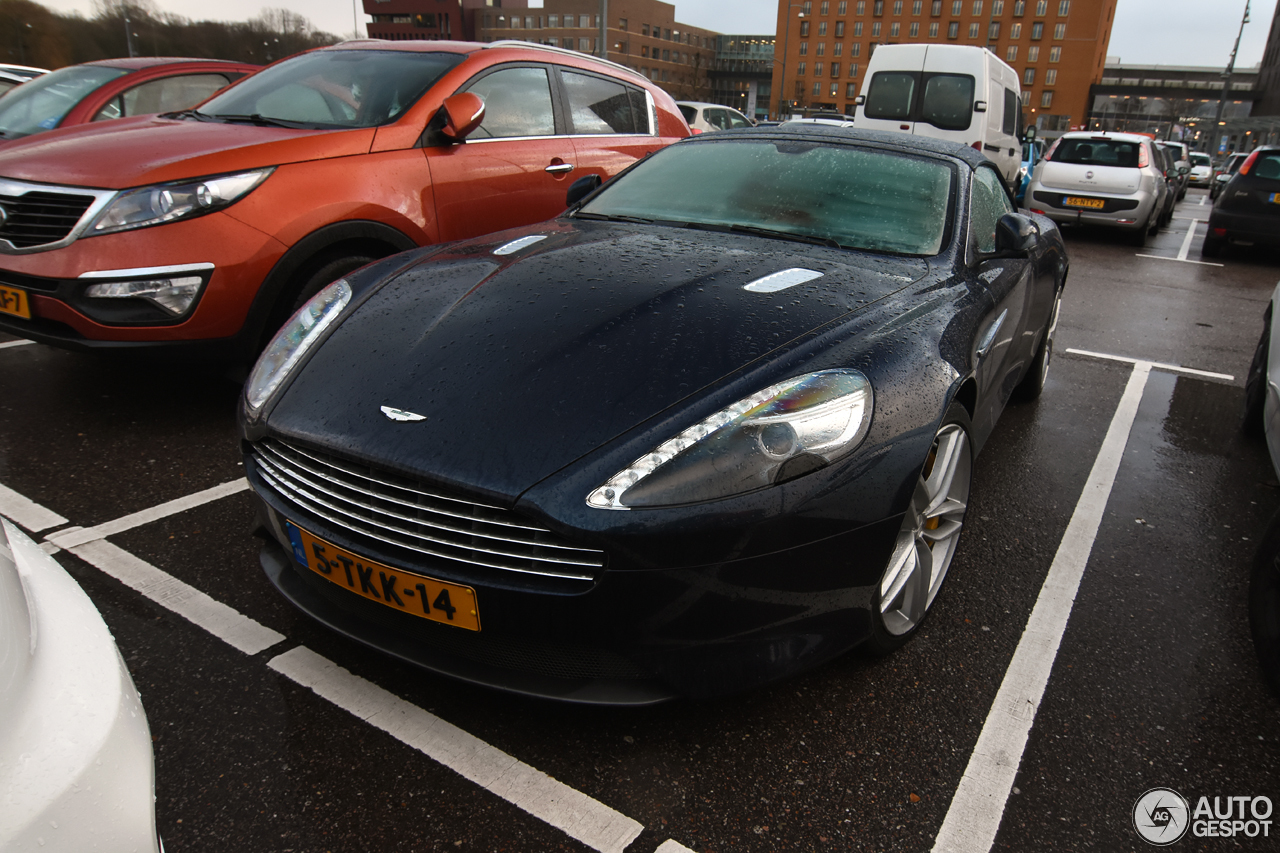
[878,424,971,636]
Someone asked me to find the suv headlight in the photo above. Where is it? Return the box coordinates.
[587,369,873,509]
[244,278,352,416]
[91,169,273,236]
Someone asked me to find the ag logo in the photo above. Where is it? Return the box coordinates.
[1134,787,1190,845]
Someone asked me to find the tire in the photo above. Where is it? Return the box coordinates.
[1201,234,1224,258]
[1012,289,1061,403]
[864,405,973,656]
[1128,219,1149,246]
[1250,510,1280,697]
[1243,305,1271,437]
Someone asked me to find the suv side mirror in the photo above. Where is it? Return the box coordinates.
[1178,165,1191,176]
[566,174,602,207]
[431,92,486,145]
[993,212,1039,256]
[1023,126,1036,142]
[854,94,866,106]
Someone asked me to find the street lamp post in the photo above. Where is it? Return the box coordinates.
[775,4,806,120]
[1213,0,1250,152]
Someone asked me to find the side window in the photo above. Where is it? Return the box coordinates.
[93,74,231,121]
[1003,87,1018,135]
[727,110,751,129]
[707,108,729,130]
[865,71,917,120]
[971,166,1013,254]
[561,71,641,134]
[464,66,556,139]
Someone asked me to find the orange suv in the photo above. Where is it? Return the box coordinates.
[0,41,688,356]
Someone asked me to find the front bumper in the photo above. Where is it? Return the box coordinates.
[252,483,901,704]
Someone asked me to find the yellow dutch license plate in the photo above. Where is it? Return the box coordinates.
[1064,196,1105,209]
[286,521,480,631]
[0,284,30,319]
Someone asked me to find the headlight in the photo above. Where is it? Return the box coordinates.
[244,278,352,415]
[587,369,873,510]
[83,275,203,315]
[91,169,273,236]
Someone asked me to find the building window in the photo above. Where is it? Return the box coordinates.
[1035,0,1047,14]
[854,21,863,35]
[850,62,859,76]
[662,49,670,61]
[640,45,648,57]
[951,1,962,14]
[820,41,829,55]
[830,82,839,97]
[857,1,866,13]
[836,21,845,36]
[639,22,646,35]
[819,21,828,35]
[525,16,534,28]
[910,22,919,35]
[578,15,589,27]
[1049,46,1061,61]
[1053,23,1065,38]
[989,22,1000,39]
[1040,90,1053,107]
[1011,22,1021,38]
[800,41,808,55]
[839,1,848,13]
[1044,69,1056,85]
[891,22,900,35]
[1006,45,1017,61]
[973,1,983,14]
[1031,22,1043,39]
[931,0,942,14]
[993,0,1004,13]
[1020,90,1031,104]
[813,81,821,96]
[618,18,627,30]
[872,22,881,36]
[1058,0,1069,13]
[948,21,959,38]
[835,42,844,55]
[851,42,861,56]
[798,62,807,75]
[821,1,831,13]
[1028,45,1039,61]
[800,21,810,36]
[579,37,590,52]
[831,62,841,76]
[815,62,824,75]
[846,82,858,98]
[1023,67,1035,85]
[913,0,923,12]
[1013,0,1025,14]
[968,22,979,38]
[929,22,939,36]
[894,0,904,13]
[874,0,884,14]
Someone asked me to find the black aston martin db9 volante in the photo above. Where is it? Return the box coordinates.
[240,125,1068,704]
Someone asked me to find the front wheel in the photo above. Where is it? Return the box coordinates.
[864,409,973,655]
[1012,290,1061,403]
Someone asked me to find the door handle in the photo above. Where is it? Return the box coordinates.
[545,163,575,174]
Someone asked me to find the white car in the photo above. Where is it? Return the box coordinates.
[675,100,754,133]
[0,518,161,852]
[1187,151,1214,188]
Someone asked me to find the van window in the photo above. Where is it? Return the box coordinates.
[1049,138,1141,168]
[864,71,916,120]
[1003,87,1018,135]
[920,74,974,130]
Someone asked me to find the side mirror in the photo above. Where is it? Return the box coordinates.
[566,174,602,207]
[1179,166,1191,176]
[993,212,1038,256]
[973,100,988,113]
[854,94,866,106]
[1023,126,1037,142]
[434,92,485,144]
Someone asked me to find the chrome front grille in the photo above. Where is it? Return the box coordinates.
[251,438,605,581]
[0,191,96,248]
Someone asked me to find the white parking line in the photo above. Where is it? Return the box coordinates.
[932,361,1152,853]
[1177,218,1199,260]
[68,538,285,655]
[0,481,68,532]
[270,646,646,853]
[1065,347,1234,381]
[0,339,34,350]
[46,477,249,550]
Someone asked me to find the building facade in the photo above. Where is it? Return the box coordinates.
[710,36,775,120]
[770,0,1117,130]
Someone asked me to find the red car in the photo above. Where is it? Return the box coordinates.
[0,41,688,357]
[0,58,257,142]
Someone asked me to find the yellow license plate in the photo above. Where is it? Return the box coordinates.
[1064,196,1105,209]
[287,521,480,631]
[0,284,30,319]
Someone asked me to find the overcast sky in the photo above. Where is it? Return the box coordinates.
[34,0,1278,69]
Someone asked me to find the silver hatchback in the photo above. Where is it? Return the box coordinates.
[1025,131,1169,246]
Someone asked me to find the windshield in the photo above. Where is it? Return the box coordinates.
[1049,138,1142,168]
[0,65,129,139]
[577,139,955,255]
[1190,153,1211,167]
[199,49,462,128]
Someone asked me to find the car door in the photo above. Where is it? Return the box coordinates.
[425,63,579,243]
[557,67,664,187]
[969,164,1034,428]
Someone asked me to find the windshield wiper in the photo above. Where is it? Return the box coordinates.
[211,113,308,129]
[572,211,653,224]
[161,108,215,122]
[679,220,841,249]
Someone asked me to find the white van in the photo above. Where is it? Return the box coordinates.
[854,44,1023,186]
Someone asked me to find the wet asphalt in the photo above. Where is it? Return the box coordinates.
[3,187,1279,852]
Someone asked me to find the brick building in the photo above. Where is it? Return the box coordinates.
[770,0,1118,131]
